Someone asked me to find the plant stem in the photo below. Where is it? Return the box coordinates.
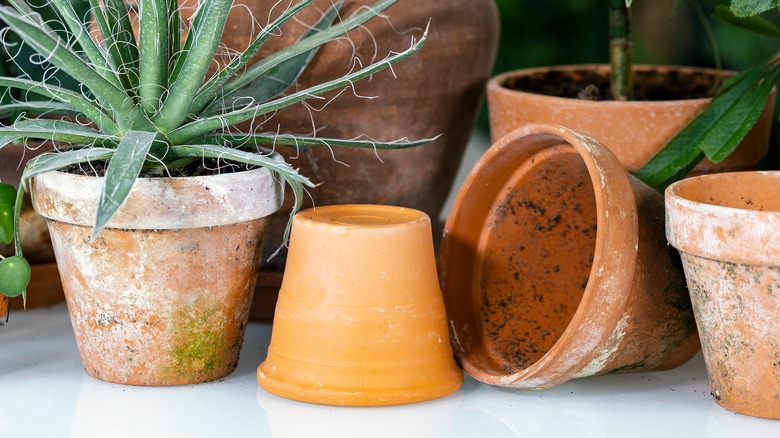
[609,0,633,101]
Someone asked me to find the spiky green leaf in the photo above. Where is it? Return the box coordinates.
[0,119,117,147]
[170,25,428,144]
[93,130,158,239]
[138,0,170,115]
[730,0,780,17]
[202,132,439,150]
[91,0,141,93]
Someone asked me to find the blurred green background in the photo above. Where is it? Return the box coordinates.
[484,0,780,167]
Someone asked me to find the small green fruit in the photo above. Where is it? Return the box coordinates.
[0,256,31,297]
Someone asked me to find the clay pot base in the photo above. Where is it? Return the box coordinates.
[441,124,698,389]
[666,171,780,419]
[258,205,463,406]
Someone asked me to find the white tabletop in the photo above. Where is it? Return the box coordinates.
[2,303,780,437]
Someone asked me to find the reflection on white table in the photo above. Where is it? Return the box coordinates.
[2,304,779,437]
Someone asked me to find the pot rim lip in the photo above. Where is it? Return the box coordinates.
[441,123,639,387]
[488,64,733,106]
[294,204,430,231]
[665,170,780,265]
[31,163,284,229]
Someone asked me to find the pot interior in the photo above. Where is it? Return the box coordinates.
[672,171,780,212]
[446,136,598,376]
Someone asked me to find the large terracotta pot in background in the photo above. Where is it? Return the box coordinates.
[666,171,780,420]
[259,205,462,406]
[212,0,500,320]
[0,142,64,311]
[440,124,699,389]
[488,65,775,173]
[31,167,282,385]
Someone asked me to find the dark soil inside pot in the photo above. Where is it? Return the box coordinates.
[60,158,258,178]
[504,68,722,101]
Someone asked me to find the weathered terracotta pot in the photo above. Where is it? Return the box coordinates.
[31,166,283,385]
[258,205,463,406]
[440,124,699,389]
[666,171,780,419]
[0,142,64,310]
[230,0,499,320]
[487,65,775,173]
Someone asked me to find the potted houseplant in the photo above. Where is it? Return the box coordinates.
[0,0,430,385]
[486,0,776,189]
[0,0,95,315]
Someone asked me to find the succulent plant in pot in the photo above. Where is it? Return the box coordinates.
[0,0,429,385]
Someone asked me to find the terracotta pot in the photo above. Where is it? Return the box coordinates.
[0,296,7,320]
[258,205,463,406]
[0,142,64,310]
[487,65,775,173]
[439,124,699,389]
[225,0,499,320]
[31,166,283,385]
[666,171,780,419]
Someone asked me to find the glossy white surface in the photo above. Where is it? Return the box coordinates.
[2,304,780,437]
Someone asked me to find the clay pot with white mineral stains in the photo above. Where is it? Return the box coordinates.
[440,124,699,389]
[666,171,780,420]
[487,65,775,173]
[31,166,282,385]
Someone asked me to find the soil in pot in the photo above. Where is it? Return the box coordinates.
[487,65,775,174]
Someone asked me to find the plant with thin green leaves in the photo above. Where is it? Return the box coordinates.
[0,0,431,301]
[630,0,779,190]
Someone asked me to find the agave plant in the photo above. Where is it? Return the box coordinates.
[0,0,429,300]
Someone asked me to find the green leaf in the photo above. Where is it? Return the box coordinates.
[91,0,141,93]
[730,0,780,17]
[209,0,343,115]
[0,256,31,298]
[154,0,233,133]
[0,119,117,147]
[0,76,120,135]
[672,0,684,16]
[0,6,146,131]
[192,0,317,113]
[0,183,15,206]
[625,0,633,7]
[49,0,120,87]
[714,5,780,38]
[93,130,158,239]
[169,24,428,144]
[202,132,439,150]
[634,59,778,189]
[22,148,116,185]
[138,0,170,115]
[211,0,400,108]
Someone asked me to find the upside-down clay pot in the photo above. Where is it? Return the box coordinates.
[258,205,463,406]
[31,166,283,385]
[666,171,780,420]
[487,65,775,173]
[440,124,699,389]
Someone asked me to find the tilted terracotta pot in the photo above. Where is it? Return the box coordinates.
[31,167,282,385]
[258,205,463,406]
[666,171,780,420]
[440,124,699,389]
[0,142,64,310]
[487,65,775,173]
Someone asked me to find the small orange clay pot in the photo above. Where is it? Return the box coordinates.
[440,124,699,389]
[258,205,463,406]
[487,65,775,173]
[666,171,780,420]
[31,167,282,385]
[0,296,7,320]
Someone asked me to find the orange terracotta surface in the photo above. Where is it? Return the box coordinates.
[31,167,282,386]
[487,65,774,173]
[258,205,463,406]
[0,296,7,320]
[440,124,699,389]
[666,171,780,419]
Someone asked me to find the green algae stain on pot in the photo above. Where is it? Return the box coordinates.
[166,303,229,380]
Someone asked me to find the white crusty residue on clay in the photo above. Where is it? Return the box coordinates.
[573,312,630,377]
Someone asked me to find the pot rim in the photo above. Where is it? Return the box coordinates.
[441,123,640,387]
[665,171,780,266]
[31,163,284,229]
[488,64,733,107]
